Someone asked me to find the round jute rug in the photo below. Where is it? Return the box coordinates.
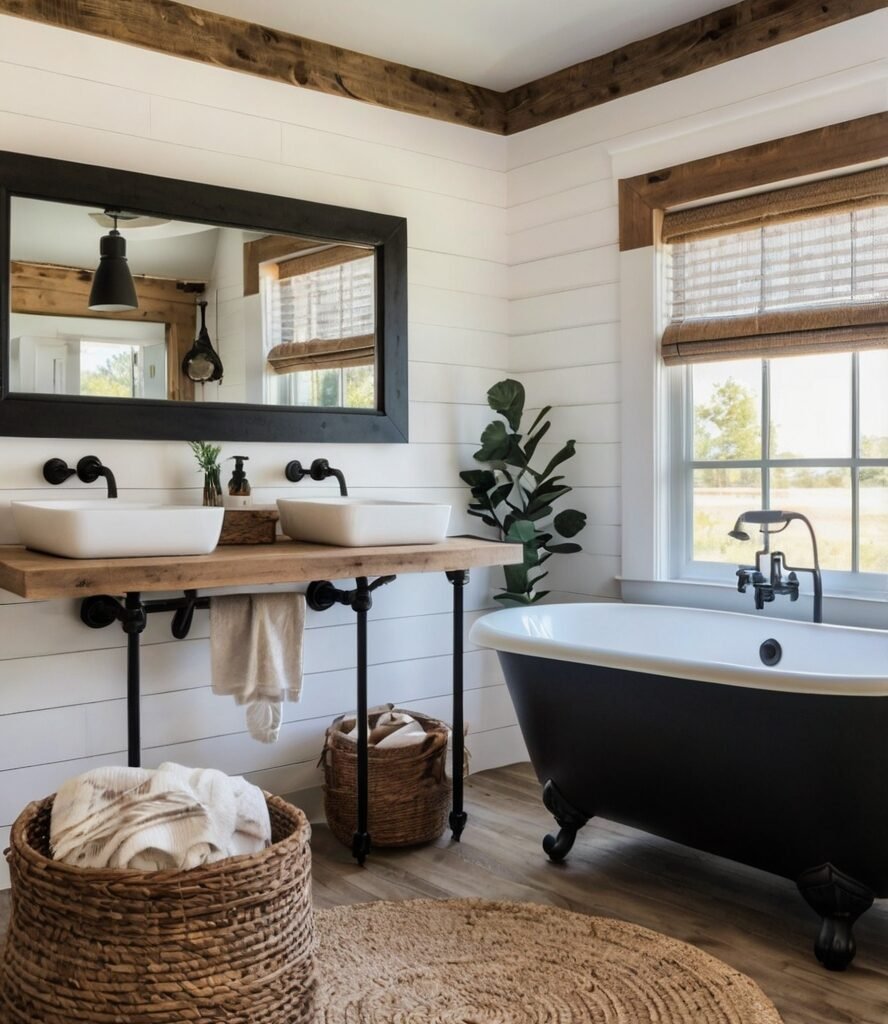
[315,899,783,1023]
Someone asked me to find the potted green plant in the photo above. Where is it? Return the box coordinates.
[189,441,223,507]
[460,379,586,605]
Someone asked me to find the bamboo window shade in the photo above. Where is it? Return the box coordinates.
[661,166,888,365]
[265,249,376,374]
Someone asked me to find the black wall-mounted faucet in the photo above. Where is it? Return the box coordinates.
[43,456,118,499]
[285,458,348,496]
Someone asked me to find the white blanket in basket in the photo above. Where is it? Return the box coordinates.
[50,762,271,871]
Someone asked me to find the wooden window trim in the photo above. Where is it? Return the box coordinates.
[618,112,888,251]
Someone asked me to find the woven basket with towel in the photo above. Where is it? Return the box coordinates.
[321,705,455,848]
[0,781,316,1024]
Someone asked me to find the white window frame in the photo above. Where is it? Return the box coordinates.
[618,247,888,622]
[667,354,888,597]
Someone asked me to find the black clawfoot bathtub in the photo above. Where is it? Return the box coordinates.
[470,602,888,970]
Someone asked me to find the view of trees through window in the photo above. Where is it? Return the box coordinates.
[80,343,135,398]
[689,351,888,574]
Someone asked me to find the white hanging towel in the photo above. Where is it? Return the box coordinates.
[210,592,306,743]
[50,762,271,870]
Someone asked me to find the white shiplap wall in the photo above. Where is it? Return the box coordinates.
[0,16,518,886]
[506,9,888,602]
[2,10,888,886]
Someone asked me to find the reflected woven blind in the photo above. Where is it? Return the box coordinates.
[265,253,375,374]
[662,168,888,365]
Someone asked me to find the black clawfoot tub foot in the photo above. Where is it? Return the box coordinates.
[797,863,874,971]
[541,780,590,863]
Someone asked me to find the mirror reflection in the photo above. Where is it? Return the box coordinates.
[9,197,377,409]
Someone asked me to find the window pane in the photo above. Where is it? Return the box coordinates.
[692,360,762,461]
[768,353,851,459]
[769,467,852,571]
[693,467,761,563]
[860,475,888,574]
[859,350,888,461]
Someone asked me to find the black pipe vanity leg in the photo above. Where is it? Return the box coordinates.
[446,569,469,841]
[353,580,372,865]
[306,574,395,865]
[123,593,147,767]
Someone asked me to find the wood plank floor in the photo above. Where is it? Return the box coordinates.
[2,762,887,1023]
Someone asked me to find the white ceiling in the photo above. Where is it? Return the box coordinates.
[197,0,723,91]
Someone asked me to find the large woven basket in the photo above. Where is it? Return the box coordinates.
[0,792,315,1024]
[322,708,452,847]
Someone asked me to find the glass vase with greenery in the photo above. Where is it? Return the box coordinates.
[189,441,223,507]
[460,379,587,605]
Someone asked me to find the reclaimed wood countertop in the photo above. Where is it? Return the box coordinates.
[0,536,521,600]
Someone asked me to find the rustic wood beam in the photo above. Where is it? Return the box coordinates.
[0,0,883,135]
[505,0,888,135]
[0,0,506,133]
[618,111,888,250]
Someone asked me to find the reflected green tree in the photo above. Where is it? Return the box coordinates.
[80,349,133,398]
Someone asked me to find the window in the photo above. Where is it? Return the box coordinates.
[678,352,888,581]
[261,250,376,409]
[664,168,888,589]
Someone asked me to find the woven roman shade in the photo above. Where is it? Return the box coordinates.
[265,252,375,375]
[267,335,375,373]
[662,167,888,365]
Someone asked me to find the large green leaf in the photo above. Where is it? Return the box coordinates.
[525,405,552,437]
[489,482,514,509]
[467,509,500,528]
[532,439,577,483]
[494,592,534,606]
[487,379,525,432]
[553,508,587,538]
[543,542,583,554]
[460,469,497,492]
[506,518,536,543]
[474,421,513,463]
[522,419,550,464]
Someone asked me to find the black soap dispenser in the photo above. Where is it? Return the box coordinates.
[226,455,252,508]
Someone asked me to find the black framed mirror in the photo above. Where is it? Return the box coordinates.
[0,151,408,442]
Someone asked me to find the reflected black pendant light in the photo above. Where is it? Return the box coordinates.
[182,299,224,383]
[88,209,139,312]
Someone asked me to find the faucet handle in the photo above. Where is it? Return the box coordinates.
[786,570,800,600]
[736,568,751,593]
[43,458,76,485]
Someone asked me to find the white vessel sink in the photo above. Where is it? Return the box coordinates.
[277,497,451,547]
[11,500,225,559]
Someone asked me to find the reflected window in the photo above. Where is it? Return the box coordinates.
[261,246,376,409]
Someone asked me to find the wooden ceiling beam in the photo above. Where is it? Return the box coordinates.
[505,0,888,134]
[0,0,884,136]
[0,0,506,133]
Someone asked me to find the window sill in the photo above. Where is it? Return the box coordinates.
[619,576,888,630]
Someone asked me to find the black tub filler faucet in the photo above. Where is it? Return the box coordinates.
[729,509,822,624]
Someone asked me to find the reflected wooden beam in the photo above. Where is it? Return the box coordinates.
[242,236,323,296]
[10,260,200,400]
